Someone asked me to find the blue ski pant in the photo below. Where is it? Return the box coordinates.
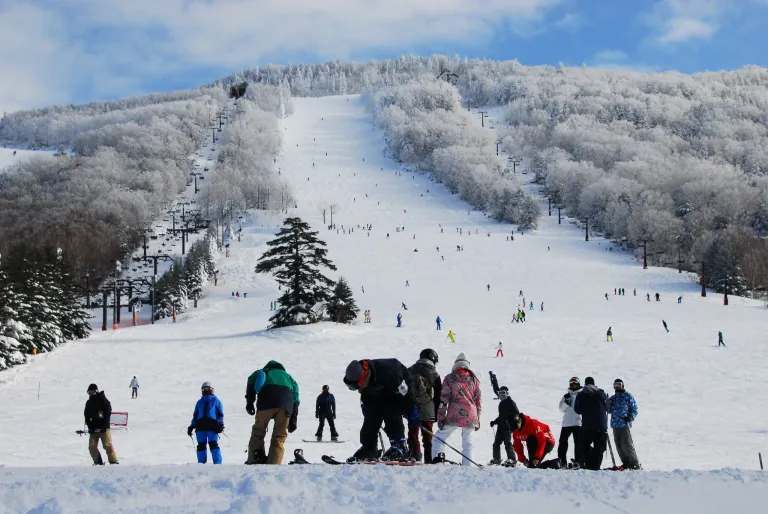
[196,430,222,464]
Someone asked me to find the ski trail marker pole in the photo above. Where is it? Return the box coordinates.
[606,434,617,468]
[759,453,763,470]
[422,426,483,468]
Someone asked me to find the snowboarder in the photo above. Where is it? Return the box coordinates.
[495,342,504,358]
[608,379,640,470]
[129,376,139,399]
[573,377,609,470]
[84,384,119,465]
[447,330,456,343]
[489,386,519,466]
[558,377,583,467]
[408,349,442,463]
[435,316,442,330]
[662,320,669,333]
[343,359,420,462]
[510,412,556,468]
[432,353,482,466]
[315,385,338,441]
[718,331,725,347]
[244,361,300,465]
[187,381,224,465]
[397,313,402,327]
[606,327,613,342]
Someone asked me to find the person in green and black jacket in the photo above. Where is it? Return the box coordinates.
[244,361,300,464]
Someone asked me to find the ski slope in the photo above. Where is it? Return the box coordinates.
[0,95,766,512]
[0,147,53,173]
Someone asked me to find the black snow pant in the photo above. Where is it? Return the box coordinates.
[580,429,608,470]
[558,426,582,464]
[492,423,515,461]
[360,401,405,450]
[525,435,554,463]
[612,427,640,468]
[131,387,138,399]
[316,414,339,439]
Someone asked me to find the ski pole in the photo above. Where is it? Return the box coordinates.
[606,433,617,468]
[422,426,483,469]
[759,452,764,470]
[189,434,196,449]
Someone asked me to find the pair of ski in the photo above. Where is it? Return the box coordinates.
[289,449,425,466]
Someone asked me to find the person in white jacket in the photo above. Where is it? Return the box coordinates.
[130,377,139,399]
[557,376,582,467]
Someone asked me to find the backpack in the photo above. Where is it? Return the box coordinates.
[413,373,433,407]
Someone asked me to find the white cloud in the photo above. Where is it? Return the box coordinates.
[553,12,583,30]
[645,0,727,45]
[587,50,658,72]
[592,49,629,64]
[656,18,718,43]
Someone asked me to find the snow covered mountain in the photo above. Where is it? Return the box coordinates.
[0,95,766,513]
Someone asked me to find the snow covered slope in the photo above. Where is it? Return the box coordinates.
[0,95,766,512]
[0,147,53,173]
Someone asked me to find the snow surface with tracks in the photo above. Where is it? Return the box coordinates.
[0,95,766,513]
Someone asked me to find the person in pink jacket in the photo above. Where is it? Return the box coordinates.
[431,353,482,466]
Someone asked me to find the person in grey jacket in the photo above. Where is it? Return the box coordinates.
[557,376,583,467]
[129,376,139,399]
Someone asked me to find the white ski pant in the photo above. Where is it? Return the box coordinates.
[432,425,474,466]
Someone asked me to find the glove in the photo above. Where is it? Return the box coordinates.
[531,459,540,467]
[490,420,496,427]
[288,418,297,433]
[520,458,529,467]
[246,403,255,416]
[187,426,193,437]
[216,425,224,434]
[624,416,632,423]
[563,394,572,406]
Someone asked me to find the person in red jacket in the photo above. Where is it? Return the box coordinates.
[511,413,556,468]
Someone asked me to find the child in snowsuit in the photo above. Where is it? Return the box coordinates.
[489,386,519,465]
[510,413,556,468]
[608,379,640,470]
[187,382,224,464]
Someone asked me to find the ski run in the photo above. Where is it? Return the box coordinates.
[1,96,767,513]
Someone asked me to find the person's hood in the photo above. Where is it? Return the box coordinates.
[414,358,436,370]
[452,353,471,371]
[582,384,601,395]
[264,360,285,371]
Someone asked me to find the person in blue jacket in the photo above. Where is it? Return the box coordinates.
[435,316,442,330]
[187,381,224,464]
[608,379,640,470]
[397,313,402,327]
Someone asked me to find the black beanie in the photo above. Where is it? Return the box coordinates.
[343,360,363,385]
[87,383,98,393]
[585,376,595,386]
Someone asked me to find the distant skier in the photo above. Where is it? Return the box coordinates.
[435,316,442,330]
[573,377,609,470]
[520,310,526,323]
[646,293,650,301]
[655,293,660,302]
[529,301,534,311]
[487,284,490,292]
[633,288,637,296]
[718,331,725,347]
[605,293,609,300]
[405,280,409,287]
[408,349,441,463]
[187,382,224,465]
[489,386,519,466]
[519,290,523,297]
[662,320,669,333]
[315,385,338,441]
[401,302,408,310]
[84,384,119,465]
[678,296,682,304]
[540,302,544,312]
[495,342,504,358]
[608,379,640,470]
[558,377,583,468]
[129,376,139,399]
[447,330,456,343]
[342,358,419,462]
[510,412,557,468]
[606,327,613,342]
[397,313,402,328]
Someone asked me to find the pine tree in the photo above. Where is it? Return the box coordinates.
[704,236,748,296]
[327,277,359,324]
[255,217,337,328]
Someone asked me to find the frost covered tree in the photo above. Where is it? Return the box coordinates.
[327,277,359,324]
[255,217,337,328]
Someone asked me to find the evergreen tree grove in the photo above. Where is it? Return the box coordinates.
[327,277,359,324]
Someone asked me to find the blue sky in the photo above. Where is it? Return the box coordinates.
[1,0,767,115]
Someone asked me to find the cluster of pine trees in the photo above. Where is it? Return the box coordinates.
[153,228,219,320]
[0,247,90,370]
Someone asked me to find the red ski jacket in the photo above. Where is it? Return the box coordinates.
[512,414,556,461]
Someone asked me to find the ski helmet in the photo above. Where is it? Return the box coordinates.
[419,348,439,365]
[569,377,581,390]
[613,379,624,390]
[498,386,510,400]
[87,383,98,394]
[201,381,214,393]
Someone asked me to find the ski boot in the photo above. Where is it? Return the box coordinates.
[432,452,447,464]
[381,439,408,462]
[501,459,516,468]
[331,436,339,442]
[567,459,581,470]
[488,458,502,466]
[316,435,322,442]
[347,446,379,463]
[245,449,267,465]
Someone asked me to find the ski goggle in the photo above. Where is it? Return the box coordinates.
[569,378,580,386]
[498,389,510,400]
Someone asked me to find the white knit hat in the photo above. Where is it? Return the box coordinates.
[452,353,471,371]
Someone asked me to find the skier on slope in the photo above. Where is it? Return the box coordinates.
[84,384,119,465]
[244,361,300,464]
[558,377,583,468]
[487,284,490,292]
[529,301,534,311]
[315,385,338,441]
[495,342,504,358]
[407,349,442,463]
[447,330,456,343]
[718,331,725,347]
[187,382,224,465]
[573,377,609,470]
[489,386,519,466]
[606,326,613,342]
[343,359,420,462]
[432,353,482,466]
[397,313,402,327]
[608,379,641,470]
[129,376,139,399]
[510,412,557,468]
[662,320,669,333]
[435,316,442,330]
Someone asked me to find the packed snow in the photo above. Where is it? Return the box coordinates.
[0,95,766,513]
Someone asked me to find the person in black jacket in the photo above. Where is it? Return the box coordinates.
[315,385,338,441]
[84,383,119,465]
[489,386,519,465]
[407,349,442,463]
[343,358,420,462]
[573,376,609,470]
